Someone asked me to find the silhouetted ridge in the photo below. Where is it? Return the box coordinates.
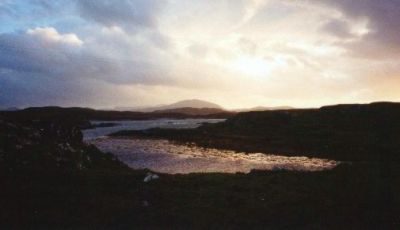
[1,106,233,122]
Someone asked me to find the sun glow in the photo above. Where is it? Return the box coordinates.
[232,56,272,77]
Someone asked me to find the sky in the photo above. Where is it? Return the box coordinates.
[1,0,400,109]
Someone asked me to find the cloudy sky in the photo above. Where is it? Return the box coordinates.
[1,0,400,109]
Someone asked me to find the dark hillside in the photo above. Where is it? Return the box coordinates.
[0,106,233,124]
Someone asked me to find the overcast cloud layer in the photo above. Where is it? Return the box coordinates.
[1,0,400,109]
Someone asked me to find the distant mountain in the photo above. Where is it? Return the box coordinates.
[114,106,152,111]
[117,99,223,112]
[235,106,294,112]
[155,99,222,110]
[114,100,294,113]
[153,107,229,116]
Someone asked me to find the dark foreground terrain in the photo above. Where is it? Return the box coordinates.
[1,103,400,229]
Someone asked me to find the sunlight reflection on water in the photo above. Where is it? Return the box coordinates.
[88,137,339,174]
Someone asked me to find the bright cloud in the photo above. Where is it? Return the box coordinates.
[27,27,83,46]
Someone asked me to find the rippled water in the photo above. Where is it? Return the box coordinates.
[89,137,338,174]
[83,119,225,140]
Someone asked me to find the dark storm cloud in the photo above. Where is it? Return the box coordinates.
[0,69,99,108]
[313,0,400,59]
[0,27,173,107]
[0,0,71,21]
[76,0,171,49]
[0,30,101,107]
[0,0,175,108]
[77,0,164,33]
[320,18,353,39]
[0,28,171,83]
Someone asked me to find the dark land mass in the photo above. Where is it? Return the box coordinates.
[112,102,400,162]
[0,106,234,124]
[1,102,400,229]
[234,105,294,112]
[81,122,120,130]
[0,107,20,111]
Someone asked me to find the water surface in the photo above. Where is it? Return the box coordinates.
[89,137,337,174]
[83,118,225,140]
[85,119,338,174]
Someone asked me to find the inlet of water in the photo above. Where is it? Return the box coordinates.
[84,119,338,174]
[89,137,338,174]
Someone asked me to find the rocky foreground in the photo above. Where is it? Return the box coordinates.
[1,106,400,229]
